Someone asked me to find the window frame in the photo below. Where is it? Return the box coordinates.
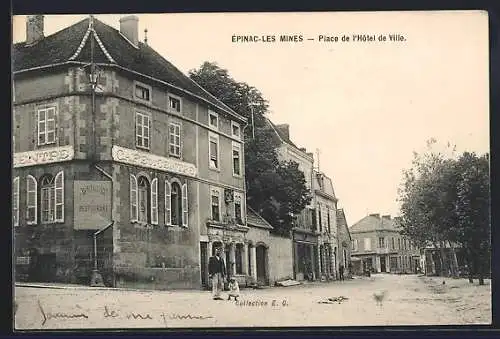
[364,237,371,251]
[168,93,182,114]
[26,175,38,225]
[208,132,220,170]
[231,121,241,139]
[137,176,150,223]
[208,110,219,130]
[37,105,58,146]
[133,81,152,104]
[232,141,242,177]
[210,187,222,222]
[233,192,244,224]
[135,111,151,150]
[168,122,182,158]
[170,181,182,226]
[13,177,19,226]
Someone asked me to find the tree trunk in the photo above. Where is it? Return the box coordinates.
[438,242,448,277]
[466,246,474,283]
[477,252,485,285]
[450,244,459,278]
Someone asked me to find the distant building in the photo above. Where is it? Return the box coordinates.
[312,171,338,280]
[266,120,319,281]
[349,214,420,274]
[336,208,352,277]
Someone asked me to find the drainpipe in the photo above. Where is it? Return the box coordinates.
[90,164,114,286]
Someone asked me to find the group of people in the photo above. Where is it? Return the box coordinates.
[208,248,240,300]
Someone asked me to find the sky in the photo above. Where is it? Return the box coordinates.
[12,11,490,225]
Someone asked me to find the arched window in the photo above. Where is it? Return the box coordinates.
[165,180,189,227]
[130,174,158,224]
[38,172,64,224]
[26,175,37,224]
[171,182,182,226]
[137,176,150,223]
[13,177,19,226]
[40,175,55,223]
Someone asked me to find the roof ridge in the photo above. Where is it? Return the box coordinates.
[247,206,274,229]
[68,16,115,63]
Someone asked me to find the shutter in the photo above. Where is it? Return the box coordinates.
[165,181,171,225]
[151,178,158,225]
[26,175,37,224]
[130,174,138,221]
[182,183,188,227]
[54,171,64,222]
[13,177,19,226]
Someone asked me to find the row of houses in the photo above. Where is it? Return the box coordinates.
[12,15,352,290]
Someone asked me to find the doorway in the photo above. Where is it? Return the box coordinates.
[32,253,57,282]
[200,242,207,288]
[380,256,386,273]
[256,245,268,285]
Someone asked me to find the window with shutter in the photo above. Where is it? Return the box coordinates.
[13,177,19,226]
[151,178,158,225]
[165,181,171,226]
[26,175,37,224]
[182,183,188,227]
[130,174,138,221]
[54,171,64,222]
[40,175,55,223]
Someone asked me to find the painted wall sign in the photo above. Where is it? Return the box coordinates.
[13,145,74,168]
[74,181,112,230]
[112,145,198,177]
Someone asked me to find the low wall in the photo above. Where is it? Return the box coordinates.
[268,234,294,285]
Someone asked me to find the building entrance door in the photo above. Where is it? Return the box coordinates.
[380,256,387,272]
[200,242,207,288]
[256,245,267,285]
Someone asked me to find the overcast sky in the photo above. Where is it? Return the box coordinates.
[12,11,489,225]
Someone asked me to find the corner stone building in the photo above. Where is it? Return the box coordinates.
[12,15,257,289]
[349,214,420,275]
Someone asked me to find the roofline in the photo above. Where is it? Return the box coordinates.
[314,189,337,202]
[247,206,274,229]
[13,61,247,124]
[267,119,314,162]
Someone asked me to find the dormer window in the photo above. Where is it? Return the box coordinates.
[168,94,182,113]
[134,81,152,103]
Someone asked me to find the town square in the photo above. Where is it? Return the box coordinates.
[12,12,490,329]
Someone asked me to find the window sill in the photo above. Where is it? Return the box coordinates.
[134,97,152,105]
[136,146,150,152]
[232,173,243,178]
[209,166,221,172]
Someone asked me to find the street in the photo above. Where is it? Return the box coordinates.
[14,274,491,329]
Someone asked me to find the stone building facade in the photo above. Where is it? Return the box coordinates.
[12,15,272,290]
[313,171,338,281]
[349,214,420,275]
[336,208,352,278]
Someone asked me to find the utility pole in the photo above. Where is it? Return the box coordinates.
[249,102,256,139]
[316,148,321,172]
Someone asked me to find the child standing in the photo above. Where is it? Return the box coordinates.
[227,277,240,301]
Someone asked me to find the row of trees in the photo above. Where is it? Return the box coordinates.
[189,62,311,236]
[397,139,490,284]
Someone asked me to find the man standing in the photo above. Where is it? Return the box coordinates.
[208,248,226,300]
[339,264,344,281]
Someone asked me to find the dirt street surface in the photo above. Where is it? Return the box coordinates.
[14,274,491,329]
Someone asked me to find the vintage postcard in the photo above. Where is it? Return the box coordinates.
[12,11,490,330]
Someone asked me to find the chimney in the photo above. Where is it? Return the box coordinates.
[382,215,391,220]
[276,124,290,139]
[119,15,139,47]
[369,213,380,218]
[26,15,44,45]
[307,152,314,158]
[300,147,306,152]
